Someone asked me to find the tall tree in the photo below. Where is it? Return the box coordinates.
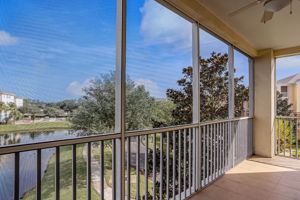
[277,91,293,116]
[167,52,249,123]
[71,72,156,134]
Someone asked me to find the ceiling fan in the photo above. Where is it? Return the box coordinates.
[228,0,296,23]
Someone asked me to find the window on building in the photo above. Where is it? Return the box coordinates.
[281,86,287,93]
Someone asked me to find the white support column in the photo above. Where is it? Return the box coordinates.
[192,22,200,191]
[228,45,235,167]
[253,49,276,157]
[248,58,254,117]
[228,45,235,119]
[115,0,126,199]
[192,24,200,124]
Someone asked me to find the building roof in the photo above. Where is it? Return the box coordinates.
[277,74,300,85]
[0,90,23,99]
[0,90,16,96]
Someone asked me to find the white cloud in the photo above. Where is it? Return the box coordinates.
[135,78,164,97]
[277,56,300,69]
[140,0,192,49]
[0,30,19,46]
[67,78,92,96]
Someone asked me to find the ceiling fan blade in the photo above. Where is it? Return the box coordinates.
[228,0,264,17]
[260,11,274,23]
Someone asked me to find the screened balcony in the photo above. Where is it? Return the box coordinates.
[1,0,300,200]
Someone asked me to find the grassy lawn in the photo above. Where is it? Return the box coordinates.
[0,121,72,134]
[23,145,100,200]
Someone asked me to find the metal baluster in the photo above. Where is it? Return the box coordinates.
[145,135,149,199]
[277,119,280,155]
[55,146,60,200]
[206,125,209,183]
[112,140,116,200]
[14,152,19,200]
[192,127,196,192]
[231,121,233,167]
[225,122,228,171]
[178,130,182,199]
[100,141,104,200]
[153,133,156,200]
[216,123,219,177]
[199,126,202,189]
[87,143,91,200]
[72,144,76,200]
[188,128,191,195]
[284,120,286,157]
[297,119,299,159]
[210,124,213,182]
[184,129,187,198]
[36,149,41,200]
[290,120,293,157]
[203,126,206,186]
[195,126,199,190]
[213,124,216,180]
[159,133,163,200]
[166,132,170,200]
[127,137,131,200]
[276,119,280,155]
[173,130,176,199]
[136,136,140,200]
[222,123,225,174]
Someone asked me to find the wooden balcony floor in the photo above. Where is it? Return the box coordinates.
[190,156,300,200]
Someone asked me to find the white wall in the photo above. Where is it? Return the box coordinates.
[1,94,15,104]
[15,98,23,107]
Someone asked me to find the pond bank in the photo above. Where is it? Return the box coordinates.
[0,122,72,134]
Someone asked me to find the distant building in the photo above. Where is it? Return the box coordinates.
[0,90,24,122]
[277,73,300,114]
[277,74,300,137]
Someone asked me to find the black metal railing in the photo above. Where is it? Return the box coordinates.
[0,117,252,200]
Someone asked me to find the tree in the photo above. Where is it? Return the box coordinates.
[166,52,249,123]
[0,102,8,124]
[71,72,156,134]
[151,100,175,128]
[0,102,8,111]
[144,52,250,199]
[277,91,293,116]
[54,100,79,114]
[7,103,23,124]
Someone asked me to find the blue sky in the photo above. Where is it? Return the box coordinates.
[276,55,300,80]
[0,0,251,102]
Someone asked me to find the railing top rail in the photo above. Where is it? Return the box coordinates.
[0,116,253,155]
[199,116,252,126]
[276,116,300,119]
[0,132,121,155]
[125,116,252,137]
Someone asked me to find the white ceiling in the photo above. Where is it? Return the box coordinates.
[197,0,300,50]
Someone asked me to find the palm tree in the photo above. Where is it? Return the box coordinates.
[8,103,23,124]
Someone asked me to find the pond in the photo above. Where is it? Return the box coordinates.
[0,130,78,200]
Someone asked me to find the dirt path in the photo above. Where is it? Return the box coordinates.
[83,145,113,199]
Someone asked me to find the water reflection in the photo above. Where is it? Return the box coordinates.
[0,130,77,200]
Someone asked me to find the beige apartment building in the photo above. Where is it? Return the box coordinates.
[277,73,300,115]
[277,74,300,137]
